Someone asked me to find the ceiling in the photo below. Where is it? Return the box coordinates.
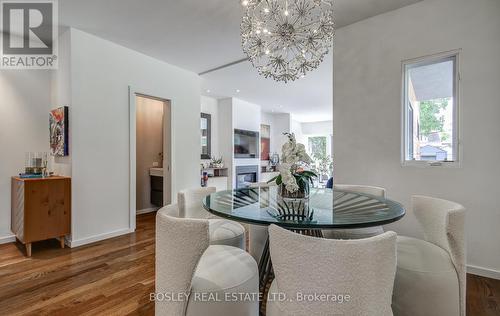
[201,53,333,122]
[59,0,422,122]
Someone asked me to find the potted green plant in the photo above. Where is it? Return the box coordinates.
[210,156,224,169]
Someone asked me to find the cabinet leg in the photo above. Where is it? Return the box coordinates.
[25,243,32,257]
[60,236,65,249]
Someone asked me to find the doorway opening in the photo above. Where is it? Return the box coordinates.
[134,94,171,217]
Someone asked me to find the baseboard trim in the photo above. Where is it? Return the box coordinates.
[68,228,134,248]
[0,233,15,245]
[468,264,500,280]
[136,207,159,215]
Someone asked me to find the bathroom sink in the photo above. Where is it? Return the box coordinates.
[150,167,163,177]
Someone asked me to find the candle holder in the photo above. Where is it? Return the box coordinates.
[24,152,48,176]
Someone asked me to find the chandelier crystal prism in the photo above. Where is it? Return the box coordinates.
[241,0,335,83]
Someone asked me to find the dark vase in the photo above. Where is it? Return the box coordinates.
[274,183,312,221]
[279,181,310,199]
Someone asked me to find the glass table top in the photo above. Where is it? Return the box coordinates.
[203,187,405,229]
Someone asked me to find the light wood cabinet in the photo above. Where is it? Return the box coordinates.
[11,176,71,256]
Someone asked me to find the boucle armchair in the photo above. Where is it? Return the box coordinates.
[266,224,397,316]
[155,206,259,316]
[323,184,386,239]
[164,187,246,249]
[178,187,217,219]
[393,195,466,316]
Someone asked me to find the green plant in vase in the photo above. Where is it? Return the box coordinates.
[268,133,317,199]
[210,156,224,168]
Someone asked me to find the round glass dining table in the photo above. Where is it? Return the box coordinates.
[203,186,406,300]
[203,187,405,229]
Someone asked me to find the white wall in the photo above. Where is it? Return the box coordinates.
[232,98,261,185]
[333,0,500,278]
[291,118,305,146]
[261,112,273,125]
[302,120,333,136]
[201,96,219,161]
[217,98,234,189]
[233,98,261,132]
[271,113,291,154]
[68,28,201,246]
[0,70,52,243]
[50,29,72,177]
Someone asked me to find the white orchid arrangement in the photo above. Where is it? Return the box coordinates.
[268,133,317,194]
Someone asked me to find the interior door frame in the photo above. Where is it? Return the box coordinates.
[129,86,172,231]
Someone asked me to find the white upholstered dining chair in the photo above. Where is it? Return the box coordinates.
[177,187,218,219]
[392,195,466,316]
[155,205,259,316]
[248,182,277,262]
[163,187,246,249]
[266,224,397,316]
[322,184,386,239]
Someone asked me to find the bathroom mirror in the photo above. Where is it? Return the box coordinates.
[201,113,211,159]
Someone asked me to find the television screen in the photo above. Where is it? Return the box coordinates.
[234,129,259,158]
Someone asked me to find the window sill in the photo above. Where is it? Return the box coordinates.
[401,161,461,168]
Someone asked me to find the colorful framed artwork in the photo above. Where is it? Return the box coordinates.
[261,124,270,161]
[49,106,69,156]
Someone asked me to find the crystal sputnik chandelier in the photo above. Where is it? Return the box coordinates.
[241,0,334,83]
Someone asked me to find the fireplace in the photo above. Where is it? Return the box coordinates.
[235,165,258,189]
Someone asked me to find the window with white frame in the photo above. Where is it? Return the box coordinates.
[403,52,459,164]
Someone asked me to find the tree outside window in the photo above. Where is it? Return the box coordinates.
[308,136,333,182]
[308,137,326,157]
[419,98,450,142]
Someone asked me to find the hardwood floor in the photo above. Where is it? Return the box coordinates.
[0,212,499,315]
[0,213,156,316]
[467,274,500,315]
